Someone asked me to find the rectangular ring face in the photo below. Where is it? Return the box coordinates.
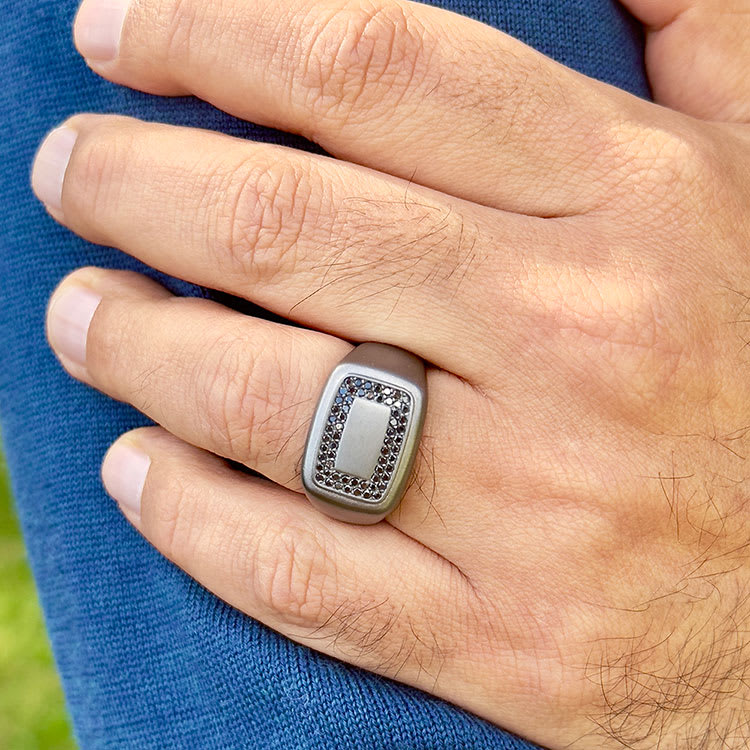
[334,398,391,479]
[311,374,412,503]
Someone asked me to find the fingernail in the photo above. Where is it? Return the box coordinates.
[74,0,131,62]
[31,127,78,213]
[102,440,151,519]
[47,284,102,367]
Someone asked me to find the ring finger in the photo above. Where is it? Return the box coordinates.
[46,266,476,551]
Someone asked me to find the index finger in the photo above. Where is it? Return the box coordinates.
[73,0,651,216]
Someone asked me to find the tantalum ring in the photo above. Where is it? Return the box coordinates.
[301,343,427,524]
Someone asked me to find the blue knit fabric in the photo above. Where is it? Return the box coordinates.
[0,1,649,748]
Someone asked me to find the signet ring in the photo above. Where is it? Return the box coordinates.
[301,343,427,524]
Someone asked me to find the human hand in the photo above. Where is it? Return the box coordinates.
[31,0,750,746]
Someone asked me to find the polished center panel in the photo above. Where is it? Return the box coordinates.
[334,398,391,479]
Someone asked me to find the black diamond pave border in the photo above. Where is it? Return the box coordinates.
[313,375,412,503]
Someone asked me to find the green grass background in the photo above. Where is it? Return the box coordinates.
[0,457,77,749]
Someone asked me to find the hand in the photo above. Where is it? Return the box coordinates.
[31,0,750,746]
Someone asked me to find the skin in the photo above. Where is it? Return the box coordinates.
[30,0,750,746]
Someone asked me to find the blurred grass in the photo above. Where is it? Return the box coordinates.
[0,457,77,750]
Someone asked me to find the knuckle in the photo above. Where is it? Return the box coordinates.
[298,1,429,124]
[604,120,724,219]
[523,262,692,414]
[160,0,212,68]
[217,159,322,283]
[250,515,340,626]
[142,465,201,562]
[191,331,296,465]
[246,515,460,678]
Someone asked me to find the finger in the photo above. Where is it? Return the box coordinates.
[621,0,750,121]
[102,425,479,705]
[72,0,647,215]
[46,266,476,553]
[34,113,532,380]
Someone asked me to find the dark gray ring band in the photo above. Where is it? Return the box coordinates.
[301,343,427,524]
